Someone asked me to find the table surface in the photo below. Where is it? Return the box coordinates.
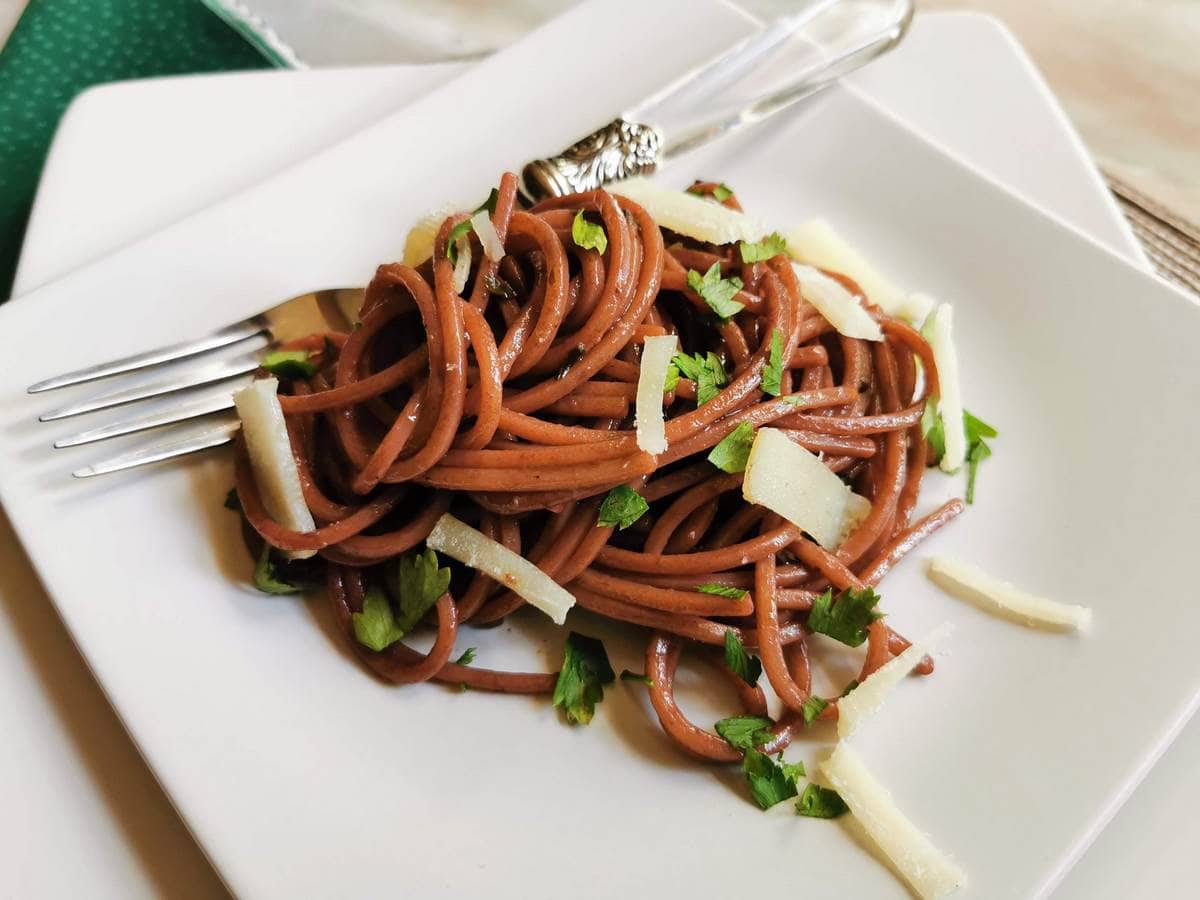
[1,3,1197,898]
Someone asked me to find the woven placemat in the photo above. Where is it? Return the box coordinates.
[1108,173,1200,298]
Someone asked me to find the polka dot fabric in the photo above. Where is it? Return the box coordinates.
[0,0,273,300]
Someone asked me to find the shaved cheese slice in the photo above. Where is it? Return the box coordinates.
[470,209,504,262]
[792,263,883,341]
[426,513,575,625]
[786,219,930,322]
[928,557,1092,632]
[822,743,967,899]
[609,177,768,245]
[838,622,954,740]
[402,205,455,267]
[233,378,316,559]
[450,237,472,294]
[905,291,937,329]
[742,428,870,549]
[924,303,965,472]
[636,334,676,454]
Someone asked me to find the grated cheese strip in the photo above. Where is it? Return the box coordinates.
[792,263,884,341]
[233,378,316,559]
[636,334,677,454]
[742,427,870,550]
[823,744,967,900]
[609,177,769,245]
[426,513,575,625]
[838,622,954,740]
[928,557,1091,632]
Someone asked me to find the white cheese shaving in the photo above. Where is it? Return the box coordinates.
[923,303,966,472]
[822,743,967,900]
[402,205,455,267]
[905,291,937,329]
[635,334,676,454]
[425,513,575,625]
[233,378,316,559]
[609,177,769,245]
[792,263,884,341]
[742,427,870,550]
[450,236,472,295]
[470,209,505,262]
[786,219,932,322]
[838,622,954,740]
[928,557,1092,632]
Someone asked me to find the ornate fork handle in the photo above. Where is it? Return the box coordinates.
[521,118,664,201]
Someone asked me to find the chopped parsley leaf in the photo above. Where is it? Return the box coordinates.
[841,679,860,697]
[762,328,784,397]
[796,784,848,819]
[663,363,680,394]
[739,232,787,264]
[743,749,805,810]
[352,587,406,652]
[391,549,452,635]
[553,632,616,725]
[963,409,998,504]
[454,647,477,666]
[572,210,608,255]
[707,421,755,473]
[261,350,317,379]
[687,262,745,321]
[724,629,763,686]
[597,484,649,530]
[619,669,653,685]
[224,487,241,511]
[672,350,728,405]
[808,587,884,648]
[923,397,998,503]
[253,545,310,595]
[696,583,749,599]
[715,715,775,751]
[801,695,828,725]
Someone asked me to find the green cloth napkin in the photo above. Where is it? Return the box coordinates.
[0,0,274,301]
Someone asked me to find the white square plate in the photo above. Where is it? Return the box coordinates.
[2,3,1198,898]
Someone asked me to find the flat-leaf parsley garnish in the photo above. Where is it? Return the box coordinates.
[672,350,728,406]
[743,749,805,810]
[738,232,786,264]
[708,421,755,473]
[762,328,784,397]
[687,262,744,320]
[261,350,317,379]
[553,632,616,725]
[795,784,848,819]
[696,583,749,599]
[715,715,774,751]
[597,484,649,530]
[724,629,762,686]
[808,587,884,648]
[571,210,608,254]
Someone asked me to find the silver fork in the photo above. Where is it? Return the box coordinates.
[27,0,913,478]
[30,289,363,477]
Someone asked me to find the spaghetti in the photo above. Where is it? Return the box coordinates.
[233,172,964,761]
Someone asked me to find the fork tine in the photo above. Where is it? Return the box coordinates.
[53,390,241,448]
[38,349,263,422]
[72,421,240,478]
[27,320,267,393]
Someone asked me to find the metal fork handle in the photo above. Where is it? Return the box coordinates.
[521,0,914,200]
